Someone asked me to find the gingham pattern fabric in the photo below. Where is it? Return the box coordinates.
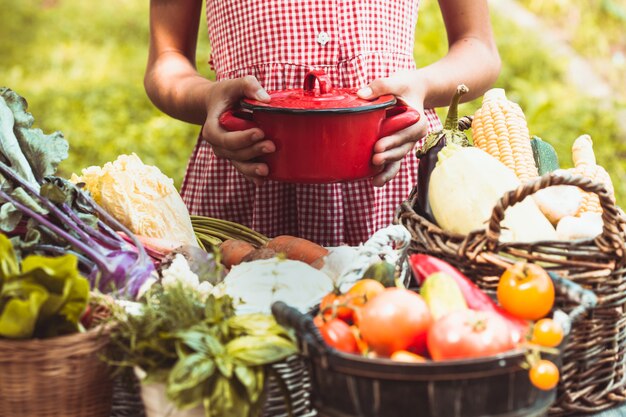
[181,0,442,247]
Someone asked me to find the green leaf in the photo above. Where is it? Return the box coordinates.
[10,187,48,215]
[0,233,19,280]
[203,374,251,417]
[168,379,206,412]
[0,88,69,182]
[40,181,70,205]
[0,283,48,338]
[18,253,89,336]
[0,202,22,233]
[234,365,265,404]
[215,355,233,378]
[0,96,39,188]
[167,352,216,397]
[226,335,297,366]
[227,313,292,339]
[175,325,224,356]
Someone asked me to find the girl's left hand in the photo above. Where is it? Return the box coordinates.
[357,72,430,187]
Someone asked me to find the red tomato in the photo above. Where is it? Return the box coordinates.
[314,315,358,354]
[427,309,515,361]
[320,292,354,322]
[358,288,432,356]
[497,262,555,321]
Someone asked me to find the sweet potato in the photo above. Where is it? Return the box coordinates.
[241,247,278,263]
[219,239,256,268]
[266,235,329,266]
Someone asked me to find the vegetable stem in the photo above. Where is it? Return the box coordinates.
[443,84,469,131]
[0,188,112,276]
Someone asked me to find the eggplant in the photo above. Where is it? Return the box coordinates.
[414,85,470,223]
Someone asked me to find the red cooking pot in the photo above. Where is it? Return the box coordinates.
[219,70,420,183]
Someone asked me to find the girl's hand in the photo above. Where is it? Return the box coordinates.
[202,75,274,186]
[357,72,430,187]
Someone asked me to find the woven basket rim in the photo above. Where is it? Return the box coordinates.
[397,172,626,263]
[0,323,112,361]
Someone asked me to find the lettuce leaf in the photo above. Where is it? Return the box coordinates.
[0,234,89,339]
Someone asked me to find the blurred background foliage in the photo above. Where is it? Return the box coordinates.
[1,0,625,204]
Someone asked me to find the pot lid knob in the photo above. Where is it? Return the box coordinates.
[303,70,333,96]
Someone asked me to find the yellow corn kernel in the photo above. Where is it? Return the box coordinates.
[472,89,538,182]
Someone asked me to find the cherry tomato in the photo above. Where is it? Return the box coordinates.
[314,315,358,354]
[358,288,432,356]
[529,359,560,391]
[390,350,427,363]
[497,262,555,321]
[347,279,385,308]
[427,309,515,361]
[320,292,353,322]
[531,318,564,348]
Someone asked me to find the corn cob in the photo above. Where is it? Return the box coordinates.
[190,215,270,249]
[567,134,615,215]
[471,89,538,182]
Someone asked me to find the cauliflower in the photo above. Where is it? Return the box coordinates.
[161,254,214,299]
[71,154,197,247]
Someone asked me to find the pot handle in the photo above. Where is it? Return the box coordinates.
[379,104,420,138]
[218,108,258,132]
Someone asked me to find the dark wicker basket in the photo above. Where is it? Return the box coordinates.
[271,273,596,417]
[395,171,626,415]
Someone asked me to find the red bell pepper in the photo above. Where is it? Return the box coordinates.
[409,254,529,343]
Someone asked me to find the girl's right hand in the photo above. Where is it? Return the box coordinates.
[202,75,274,185]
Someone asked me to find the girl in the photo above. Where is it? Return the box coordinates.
[145,0,500,246]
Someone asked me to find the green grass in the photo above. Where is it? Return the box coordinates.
[1,0,625,206]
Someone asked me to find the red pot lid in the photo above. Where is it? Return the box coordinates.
[242,70,396,113]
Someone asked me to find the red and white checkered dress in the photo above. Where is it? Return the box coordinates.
[181,0,442,246]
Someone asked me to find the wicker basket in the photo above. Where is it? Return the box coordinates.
[395,172,626,415]
[0,325,114,417]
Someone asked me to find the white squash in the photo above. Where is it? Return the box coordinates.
[428,143,556,243]
[533,182,583,226]
[556,212,603,241]
[221,258,333,315]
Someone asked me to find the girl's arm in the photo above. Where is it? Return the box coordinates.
[358,0,501,186]
[144,0,210,125]
[417,0,501,108]
[145,0,273,184]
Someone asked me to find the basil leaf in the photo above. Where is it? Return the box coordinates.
[176,325,224,356]
[226,335,297,366]
[167,352,216,396]
[204,375,251,417]
[215,355,233,378]
[227,313,292,339]
[234,365,265,404]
